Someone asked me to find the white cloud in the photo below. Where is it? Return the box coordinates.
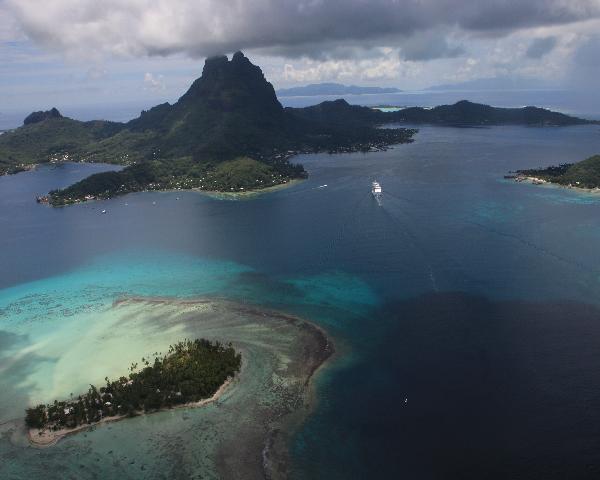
[278,51,406,85]
[143,72,165,91]
[0,2,24,42]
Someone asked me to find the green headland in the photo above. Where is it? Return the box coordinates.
[514,155,600,190]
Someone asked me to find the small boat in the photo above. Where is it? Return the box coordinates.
[101,209,107,214]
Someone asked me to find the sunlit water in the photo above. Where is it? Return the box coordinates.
[2,124,600,478]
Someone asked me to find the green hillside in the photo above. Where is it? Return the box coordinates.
[518,155,600,188]
[1,51,418,203]
[291,99,594,127]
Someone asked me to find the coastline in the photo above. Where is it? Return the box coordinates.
[1,163,38,176]
[511,174,600,195]
[195,178,305,200]
[43,176,305,206]
[27,376,236,448]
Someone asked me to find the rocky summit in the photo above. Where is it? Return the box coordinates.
[1,52,415,203]
[23,107,63,125]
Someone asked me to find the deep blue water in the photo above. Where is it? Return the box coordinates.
[2,124,600,478]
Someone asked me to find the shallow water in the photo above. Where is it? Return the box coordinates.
[1,298,330,479]
[2,124,600,478]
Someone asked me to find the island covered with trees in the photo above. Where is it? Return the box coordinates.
[513,155,600,189]
[47,157,306,205]
[288,98,596,127]
[2,52,594,205]
[25,339,241,439]
[1,52,416,205]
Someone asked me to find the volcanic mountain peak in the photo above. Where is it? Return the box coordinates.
[23,107,63,125]
[177,51,283,115]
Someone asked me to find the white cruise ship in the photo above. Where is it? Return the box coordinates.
[372,181,383,205]
[372,181,382,196]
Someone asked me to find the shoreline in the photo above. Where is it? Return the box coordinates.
[27,372,236,448]
[194,178,305,200]
[511,174,600,195]
[42,176,305,206]
[1,163,38,176]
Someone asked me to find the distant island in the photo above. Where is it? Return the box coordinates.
[512,155,600,190]
[0,52,416,205]
[277,82,401,97]
[26,339,241,445]
[287,98,594,127]
[381,100,596,126]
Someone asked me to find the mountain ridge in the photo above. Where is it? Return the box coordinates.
[290,98,595,127]
[0,52,415,203]
[0,52,594,205]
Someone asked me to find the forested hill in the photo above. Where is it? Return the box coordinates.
[125,51,293,160]
[388,100,595,126]
[1,52,591,203]
[517,155,600,189]
[290,99,595,127]
[1,52,416,202]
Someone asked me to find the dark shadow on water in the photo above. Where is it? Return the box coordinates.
[233,271,307,300]
[294,292,600,479]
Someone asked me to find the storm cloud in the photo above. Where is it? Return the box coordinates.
[568,34,600,90]
[399,31,464,61]
[526,36,558,58]
[6,0,600,59]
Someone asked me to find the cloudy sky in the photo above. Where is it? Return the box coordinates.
[1,0,599,123]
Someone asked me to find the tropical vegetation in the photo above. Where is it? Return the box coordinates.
[1,52,418,199]
[518,155,600,189]
[25,339,241,430]
[3,52,590,203]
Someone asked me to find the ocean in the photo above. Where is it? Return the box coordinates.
[1,123,600,478]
